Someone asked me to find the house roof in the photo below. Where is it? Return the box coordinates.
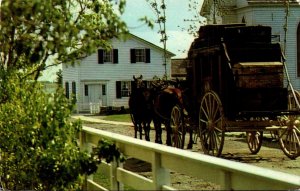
[247,0,299,4]
[201,0,300,15]
[125,33,176,57]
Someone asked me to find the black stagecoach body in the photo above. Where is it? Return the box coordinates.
[185,24,300,159]
[129,24,300,159]
[188,24,287,119]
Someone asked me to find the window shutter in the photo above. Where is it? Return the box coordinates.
[130,49,136,63]
[116,81,122,98]
[98,49,104,64]
[84,85,89,96]
[145,48,150,63]
[65,82,69,99]
[113,49,118,64]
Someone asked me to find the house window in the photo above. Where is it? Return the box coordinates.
[65,82,69,99]
[98,49,118,64]
[102,84,106,96]
[130,48,150,63]
[72,82,76,96]
[103,50,113,62]
[116,81,131,98]
[84,85,88,96]
[136,49,145,62]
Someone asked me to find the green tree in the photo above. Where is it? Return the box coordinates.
[56,69,63,87]
[0,0,128,80]
[146,0,168,77]
[180,0,205,37]
[0,0,128,189]
[0,74,94,190]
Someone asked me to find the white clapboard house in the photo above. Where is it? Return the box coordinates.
[201,0,300,89]
[62,33,175,113]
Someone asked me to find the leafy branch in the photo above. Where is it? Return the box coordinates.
[146,0,168,77]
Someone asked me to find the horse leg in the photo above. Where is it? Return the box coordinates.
[154,120,162,144]
[134,124,138,138]
[143,122,150,141]
[138,123,143,140]
[187,128,194,149]
[165,123,172,146]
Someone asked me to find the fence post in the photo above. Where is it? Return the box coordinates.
[79,131,88,191]
[152,152,170,190]
[110,157,124,191]
[219,170,232,190]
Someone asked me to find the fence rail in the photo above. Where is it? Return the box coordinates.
[79,125,300,190]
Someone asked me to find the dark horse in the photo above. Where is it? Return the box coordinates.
[151,79,194,149]
[128,75,152,141]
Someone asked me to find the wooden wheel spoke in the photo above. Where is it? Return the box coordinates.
[291,129,300,152]
[214,126,222,133]
[204,97,210,116]
[201,106,209,120]
[199,119,208,125]
[247,132,263,154]
[294,129,300,144]
[213,130,221,146]
[209,94,215,117]
[211,101,219,121]
[279,128,288,139]
[199,91,224,157]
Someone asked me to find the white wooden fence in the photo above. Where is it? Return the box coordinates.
[79,126,300,190]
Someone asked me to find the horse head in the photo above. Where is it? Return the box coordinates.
[133,75,145,89]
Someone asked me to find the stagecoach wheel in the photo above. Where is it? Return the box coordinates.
[279,90,300,159]
[288,90,300,111]
[246,131,263,154]
[278,122,300,159]
[170,105,186,149]
[199,91,225,157]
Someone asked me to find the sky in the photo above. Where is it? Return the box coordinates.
[122,0,205,58]
[40,0,205,81]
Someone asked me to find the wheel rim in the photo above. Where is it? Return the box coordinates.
[170,105,185,149]
[279,90,300,159]
[246,131,263,154]
[199,91,225,157]
[279,125,300,159]
[288,90,300,111]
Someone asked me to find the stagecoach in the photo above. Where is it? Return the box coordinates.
[170,24,300,159]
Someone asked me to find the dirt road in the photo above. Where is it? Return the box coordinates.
[81,118,300,189]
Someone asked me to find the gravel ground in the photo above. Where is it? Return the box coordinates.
[79,116,300,190]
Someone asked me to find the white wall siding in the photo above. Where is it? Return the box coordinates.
[221,2,300,90]
[63,34,173,112]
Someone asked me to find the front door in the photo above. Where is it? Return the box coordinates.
[101,84,107,106]
[88,84,101,104]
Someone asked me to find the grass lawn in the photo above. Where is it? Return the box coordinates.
[102,114,131,123]
[93,164,135,190]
